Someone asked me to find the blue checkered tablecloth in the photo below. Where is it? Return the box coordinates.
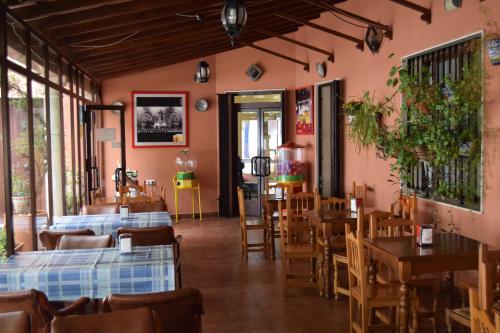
[0,245,176,301]
[49,212,173,239]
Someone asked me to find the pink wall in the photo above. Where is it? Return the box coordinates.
[102,0,500,244]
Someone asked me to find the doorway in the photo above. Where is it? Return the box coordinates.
[317,80,344,198]
[218,91,286,217]
[82,104,126,205]
[237,107,283,216]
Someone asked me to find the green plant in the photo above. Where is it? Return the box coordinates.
[0,228,6,262]
[344,42,483,204]
[11,171,29,196]
[343,91,392,152]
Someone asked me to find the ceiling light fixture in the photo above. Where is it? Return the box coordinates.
[365,25,384,54]
[194,57,210,83]
[221,0,248,46]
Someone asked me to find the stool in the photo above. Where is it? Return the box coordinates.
[172,176,202,223]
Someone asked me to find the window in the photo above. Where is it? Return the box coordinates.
[31,34,45,77]
[48,48,60,84]
[49,88,63,217]
[6,15,27,68]
[8,70,32,251]
[403,35,482,211]
[32,81,49,240]
[63,94,75,215]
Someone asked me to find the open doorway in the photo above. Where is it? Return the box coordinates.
[218,91,286,217]
[317,80,344,198]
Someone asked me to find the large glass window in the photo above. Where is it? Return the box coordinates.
[62,60,70,90]
[31,34,45,77]
[32,81,49,234]
[49,88,63,217]
[0,66,7,257]
[48,48,60,84]
[63,94,75,215]
[73,98,81,212]
[6,15,27,68]
[8,70,32,251]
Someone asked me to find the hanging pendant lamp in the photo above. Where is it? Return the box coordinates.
[195,58,210,83]
[221,0,248,46]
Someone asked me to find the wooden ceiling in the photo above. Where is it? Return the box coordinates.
[7,0,352,79]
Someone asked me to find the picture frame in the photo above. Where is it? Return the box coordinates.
[131,91,189,148]
[295,86,314,135]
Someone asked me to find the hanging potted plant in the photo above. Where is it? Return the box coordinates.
[11,172,30,215]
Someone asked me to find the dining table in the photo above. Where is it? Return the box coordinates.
[0,245,178,301]
[363,233,480,333]
[49,211,173,240]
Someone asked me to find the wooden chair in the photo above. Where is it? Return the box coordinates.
[345,207,400,333]
[314,193,351,300]
[0,311,30,333]
[103,288,204,333]
[278,193,320,293]
[57,234,113,250]
[39,229,95,250]
[390,192,417,219]
[350,181,367,200]
[237,187,268,258]
[263,181,290,253]
[284,191,315,244]
[51,307,157,333]
[81,204,120,215]
[369,212,441,333]
[469,243,500,333]
[0,289,89,333]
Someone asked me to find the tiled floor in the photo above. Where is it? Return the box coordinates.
[175,217,350,333]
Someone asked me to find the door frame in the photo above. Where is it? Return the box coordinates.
[82,104,125,204]
[316,80,344,198]
[218,89,286,217]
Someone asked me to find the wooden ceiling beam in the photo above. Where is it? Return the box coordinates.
[13,0,133,21]
[242,42,310,71]
[50,0,307,42]
[275,13,364,50]
[94,25,303,78]
[82,24,302,69]
[67,8,322,61]
[388,0,431,24]
[31,0,221,31]
[254,28,334,62]
[304,0,393,39]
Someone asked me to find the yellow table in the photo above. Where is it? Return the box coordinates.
[172,176,202,223]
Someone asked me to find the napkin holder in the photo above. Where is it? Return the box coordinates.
[350,197,363,212]
[119,233,133,254]
[120,205,129,219]
[416,224,434,246]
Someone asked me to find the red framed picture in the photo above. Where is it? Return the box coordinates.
[295,86,314,135]
[131,91,189,148]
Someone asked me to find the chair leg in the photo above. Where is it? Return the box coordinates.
[445,310,453,333]
[349,296,356,333]
[333,256,339,300]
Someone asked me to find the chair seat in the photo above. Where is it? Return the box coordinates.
[351,282,401,305]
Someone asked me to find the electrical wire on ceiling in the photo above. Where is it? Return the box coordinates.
[69,31,140,48]
[328,10,369,29]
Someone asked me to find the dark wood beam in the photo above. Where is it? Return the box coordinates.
[49,0,307,42]
[242,42,310,71]
[275,13,364,50]
[82,24,302,69]
[67,9,322,61]
[255,28,334,62]
[305,0,393,39]
[14,0,133,21]
[31,0,221,31]
[388,0,431,24]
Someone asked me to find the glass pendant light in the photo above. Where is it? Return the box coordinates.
[195,57,210,83]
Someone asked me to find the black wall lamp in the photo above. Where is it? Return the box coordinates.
[194,58,210,83]
[365,25,384,54]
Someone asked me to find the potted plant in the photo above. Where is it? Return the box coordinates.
[12,172,30,215]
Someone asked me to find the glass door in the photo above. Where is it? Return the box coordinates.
[237,108,282,216]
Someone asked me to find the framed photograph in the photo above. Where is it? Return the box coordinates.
[131,91,189,148]
[295,86,314,135]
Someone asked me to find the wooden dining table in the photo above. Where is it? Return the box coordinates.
[364,233,480,333]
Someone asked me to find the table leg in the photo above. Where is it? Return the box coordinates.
[445,270,454,309]
[399,281,409,333]
[268,213,275,259]
[192,190,195,220]
[324,236,332,298]
[174,189,179,223]
[197,188,202,221]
